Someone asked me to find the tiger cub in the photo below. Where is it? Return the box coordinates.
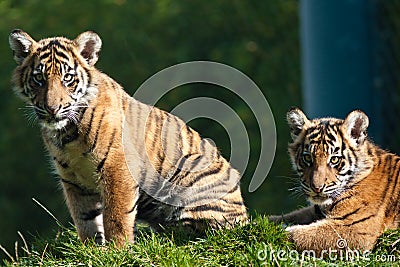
[269,108,400,253]
[9,29,247,246]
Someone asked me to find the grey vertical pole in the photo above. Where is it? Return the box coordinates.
[300,0,379,140]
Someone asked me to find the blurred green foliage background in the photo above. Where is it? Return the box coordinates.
[0,0,303,255]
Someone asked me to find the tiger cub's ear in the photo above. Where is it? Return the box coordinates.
[343,110,369,146]
[287,107,310,140]
[9,29,36,65]
[74,31,102,66]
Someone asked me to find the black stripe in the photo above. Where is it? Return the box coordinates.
[54,157,69,169]
[328,194,353,212]
[308,130,321,141]
[131,103,142,154]
[53,49,70,61]
[20,88,29,97]
[47,40,68,51]
[84,107,96,143]
[60,179,99,197]
[111,80,117,91]
[337,160,346,172]
[186,125,194,152]
[190,204,226,213]
[85,67,92,86]
[126,204,138,214]
[81,208,103,221]
[147,109,159,154]
[186,162,224,187]
[96,128,117,172]
[379,156,394,202]
[384,157,400,217]
[61,178,80,187]
[332,207,361,220]
[387,168,400,218]
[60,162,69,168]
[121,96,128,113]
[227,183,239,194]
[219,196,244,207]
[348,145,358,165]
[90,108,106,152]
[367,146,374,157]
[168,157,187,182]
[222,210,247,220]
[346,150,353,168]
[343,214,375,227]
[78,106,88,122]
[229,200,245,206]
[157,113,171,174]
[357,232,374,236]
[96,158,106,173]
[21,66,30,96]
[39,51,52,60]
[73,59,79,71]
[60,127,79,146]
[325,138,335,147]
[325,130,336,142]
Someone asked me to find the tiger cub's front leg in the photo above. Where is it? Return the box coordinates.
[61,181,105,244]
[100,163,139,246]
[61,164,139,246]
[285,217,382,255]
[269,205,325,225]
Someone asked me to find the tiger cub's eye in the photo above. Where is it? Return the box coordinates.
[33,73,44,81]
[32,73,45,86]
[330,156,341,165]
[34,73,43,81]
[302,152,313,165]
[63,73,74,83]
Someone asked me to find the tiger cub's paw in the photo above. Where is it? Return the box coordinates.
[285,224,315,247]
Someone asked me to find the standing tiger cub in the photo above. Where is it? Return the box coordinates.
[9,30,247,246]
[269,108,400,254]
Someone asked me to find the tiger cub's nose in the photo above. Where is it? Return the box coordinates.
[311,184,324,193]
[45,104,61,115]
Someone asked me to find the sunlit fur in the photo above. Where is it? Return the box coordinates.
[270,108,400,254]
[9,30,247,247]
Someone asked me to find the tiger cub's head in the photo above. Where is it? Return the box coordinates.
[287,107,372,206]
[9,29,102,130]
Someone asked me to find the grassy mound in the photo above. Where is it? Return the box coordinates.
[2,215,399,266]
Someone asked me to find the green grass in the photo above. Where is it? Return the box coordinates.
[2,215,400,267]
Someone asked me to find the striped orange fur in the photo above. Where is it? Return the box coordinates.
[270,108,400,254]
[9,30,247,247]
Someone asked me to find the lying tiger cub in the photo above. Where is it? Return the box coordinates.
[270,107,400,254]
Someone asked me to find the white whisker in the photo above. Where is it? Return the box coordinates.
[19,105,38,127]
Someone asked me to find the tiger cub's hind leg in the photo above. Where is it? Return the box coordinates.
[61,180,105,244]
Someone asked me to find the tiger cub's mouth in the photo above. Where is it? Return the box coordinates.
[40,117,70,131]
[34,105,80,131]
[306,191,333,205]
[35,110,71,131]
[308,194,333,206]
